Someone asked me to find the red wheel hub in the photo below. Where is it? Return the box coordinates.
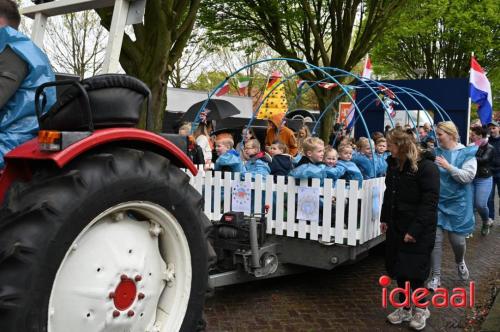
[113,276,137,310]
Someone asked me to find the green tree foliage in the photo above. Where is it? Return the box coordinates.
[371,0,499,119]
[98,0,200,131]
[199,0,408,141]
[372,0,498,79]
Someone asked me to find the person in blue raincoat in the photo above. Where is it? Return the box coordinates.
[289,137,345,185]
[352,137,378,179]
[213,133,242,173]
[242,138,270,179]
[427,121,478,291]
[0,1,56,168]
[336,143,363,185]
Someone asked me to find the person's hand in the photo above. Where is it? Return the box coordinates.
[435,156,451,170]
[404,233,416,243]
[380,222,388,233]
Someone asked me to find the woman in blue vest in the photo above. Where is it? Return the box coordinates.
[0,0,55,168]
[427,121,478,291]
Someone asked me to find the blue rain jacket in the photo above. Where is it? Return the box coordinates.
[436,145,478,235]
[0,26,55,167]
[289,162,345,185]
[336,160,363,185]
[214,149,243,173]
[352,152,376,179]
[374,153,388,177]
[243,157,271,180]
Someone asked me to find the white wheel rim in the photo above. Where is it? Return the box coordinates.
[48,201,192,332]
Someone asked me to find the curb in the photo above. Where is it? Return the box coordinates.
[481,291,500,332]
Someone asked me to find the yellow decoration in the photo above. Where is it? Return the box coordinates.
[257,71,288,119]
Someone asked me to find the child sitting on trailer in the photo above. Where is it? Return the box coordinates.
[269,141,293,176]
[352,137,377,179]
[323,145,339,168]
[214,133,243,173]
[242,139,271,179]
[336,143,363,184]
[289,137,345,184]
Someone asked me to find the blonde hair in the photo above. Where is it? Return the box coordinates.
[436,121,459,142]
[297,125,312,153]
[324,145,337,159]
[271,140,288,154]
[245,138,261,151]
[375,137,387,145]
[216,137,234,149]
[337,143,353,154]
[178,123,191,132]
[356,137,374,150]
[302,137,324,153]
[386,128,420,172]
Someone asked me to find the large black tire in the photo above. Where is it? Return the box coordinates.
[0,147,211,332]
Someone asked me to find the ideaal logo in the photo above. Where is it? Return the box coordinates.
[379,275,475,309]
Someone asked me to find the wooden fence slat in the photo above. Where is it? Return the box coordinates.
[358,179,369,244]
[275,176,285,235]
[213,171,222,221]
[335,179,346,244]
[203,172,213,221]
[254,174,263,214]
[265,176,274,234]
[223,174,231,212]
[322,179,333,241]
[347,180,359,246]
[286,176,296,237]
[309,178,321,240]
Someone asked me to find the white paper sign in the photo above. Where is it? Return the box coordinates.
[297,186,320,222]
[231,182,252,215]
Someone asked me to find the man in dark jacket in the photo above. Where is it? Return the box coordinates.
[487,121,500,221]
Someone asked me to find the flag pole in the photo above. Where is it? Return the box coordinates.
[466,51,474,143]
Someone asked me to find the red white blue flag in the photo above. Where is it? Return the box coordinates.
[470,57,493,124]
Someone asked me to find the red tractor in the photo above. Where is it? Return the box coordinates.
[0,2,212,332]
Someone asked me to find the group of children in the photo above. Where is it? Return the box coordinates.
[212,130,389,185]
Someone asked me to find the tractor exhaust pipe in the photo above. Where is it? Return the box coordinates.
[249,216,260,269]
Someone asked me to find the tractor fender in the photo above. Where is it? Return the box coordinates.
[0,128,197,204]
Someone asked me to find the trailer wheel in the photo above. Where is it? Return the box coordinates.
[0,147,210,332]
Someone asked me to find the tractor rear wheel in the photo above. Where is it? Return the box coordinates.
[0,147,211,332]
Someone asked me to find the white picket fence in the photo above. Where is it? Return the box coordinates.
[187,170,386,246]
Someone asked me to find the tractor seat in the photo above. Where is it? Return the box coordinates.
[41,74,151,131]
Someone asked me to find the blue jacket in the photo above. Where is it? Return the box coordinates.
[0,26,55,167]
[243,154,271,179]
[289,157,345,185]
[436,145,477,235]
[336,160,363,185]
[352,152,376,179]
[374,153,388,177]
[214,149,243,173]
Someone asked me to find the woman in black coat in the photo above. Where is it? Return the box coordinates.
[380,129,440,330]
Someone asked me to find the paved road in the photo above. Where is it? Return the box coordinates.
[204,217,500,331]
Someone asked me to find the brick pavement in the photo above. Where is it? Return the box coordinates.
[204,217,500,331]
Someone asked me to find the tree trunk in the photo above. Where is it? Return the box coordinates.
[315,88,340,143]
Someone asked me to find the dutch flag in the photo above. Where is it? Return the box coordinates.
[470,57,493,124]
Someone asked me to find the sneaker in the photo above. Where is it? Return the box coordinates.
[487,218,494,227]
[457,261,469,280]
[409,307,430,330]
[481,223,490,236]
[427,276,440,291]
[387,307,412,325]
